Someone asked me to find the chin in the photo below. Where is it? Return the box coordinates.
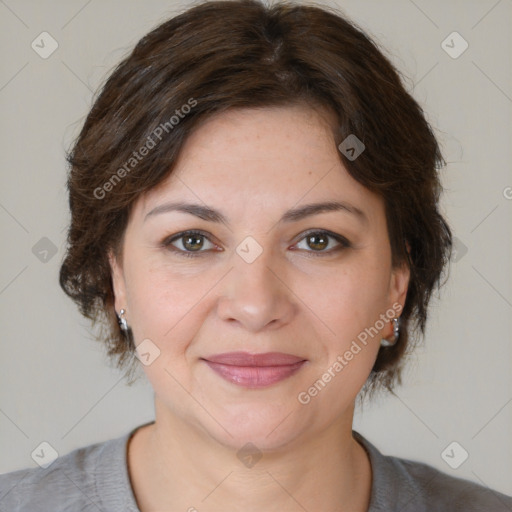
[202,404,309,453]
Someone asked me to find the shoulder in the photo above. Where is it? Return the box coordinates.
[390,454,512,511]
[353,431,512,512]
[0,429,139,512]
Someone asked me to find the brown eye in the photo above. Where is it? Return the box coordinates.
[293,230,351,256]
[306,232,329,251]
[181,233,205,252]
[163,230,217,258]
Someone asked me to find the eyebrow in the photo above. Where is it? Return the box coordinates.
[144,200,368,226]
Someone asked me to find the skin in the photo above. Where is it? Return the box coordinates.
[109,105,410,512]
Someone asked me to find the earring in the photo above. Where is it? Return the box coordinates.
[118,308,129,331]
[380,317,400,347]
[117,308,135,348]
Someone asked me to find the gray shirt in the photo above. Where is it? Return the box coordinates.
[1,421,511,511]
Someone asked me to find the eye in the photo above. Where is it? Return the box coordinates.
[162,230,218,258]
[292,229,351,257]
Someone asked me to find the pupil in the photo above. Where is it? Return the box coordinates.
[309,233,327,251]
[185,235,202,251]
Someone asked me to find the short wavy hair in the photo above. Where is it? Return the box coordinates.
[59,0,452,399]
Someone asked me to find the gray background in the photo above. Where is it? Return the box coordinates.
[1,0,511,497]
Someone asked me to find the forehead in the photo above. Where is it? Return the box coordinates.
[135,106,383,223]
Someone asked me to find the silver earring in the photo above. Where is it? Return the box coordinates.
[118,308,129,331]
[381,317,400,347]
[117,308,135,348]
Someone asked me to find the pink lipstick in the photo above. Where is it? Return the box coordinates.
[201,351,307,388]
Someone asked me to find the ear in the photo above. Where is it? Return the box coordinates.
[387,242,411,322]
[108,248,127,313]
[389,260,410,313]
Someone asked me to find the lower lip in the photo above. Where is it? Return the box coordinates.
[203,360,306,388]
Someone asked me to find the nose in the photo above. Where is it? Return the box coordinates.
[216,244,296,333]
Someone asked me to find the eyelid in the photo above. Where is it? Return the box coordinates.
[295,228,350,243]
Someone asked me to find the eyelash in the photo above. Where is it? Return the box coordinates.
[161,229,351,259]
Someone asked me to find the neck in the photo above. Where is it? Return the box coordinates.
[128,403,372,512]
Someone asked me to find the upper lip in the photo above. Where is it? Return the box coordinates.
[202,351,306,366]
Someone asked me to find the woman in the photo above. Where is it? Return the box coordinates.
[0,0,510,510]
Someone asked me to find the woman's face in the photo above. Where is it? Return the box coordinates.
[110,105,409,451]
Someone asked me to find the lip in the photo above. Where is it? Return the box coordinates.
[201,351,307,388]
[204,351,305,366]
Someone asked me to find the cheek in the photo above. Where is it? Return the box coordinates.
[305,259,391,341]
[124,262,197,355]
[126,272,195,395]
[298,266,388,403]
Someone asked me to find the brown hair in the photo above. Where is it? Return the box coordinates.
[59,0,452,398]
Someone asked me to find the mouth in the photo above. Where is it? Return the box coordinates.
[200,351,308,388]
